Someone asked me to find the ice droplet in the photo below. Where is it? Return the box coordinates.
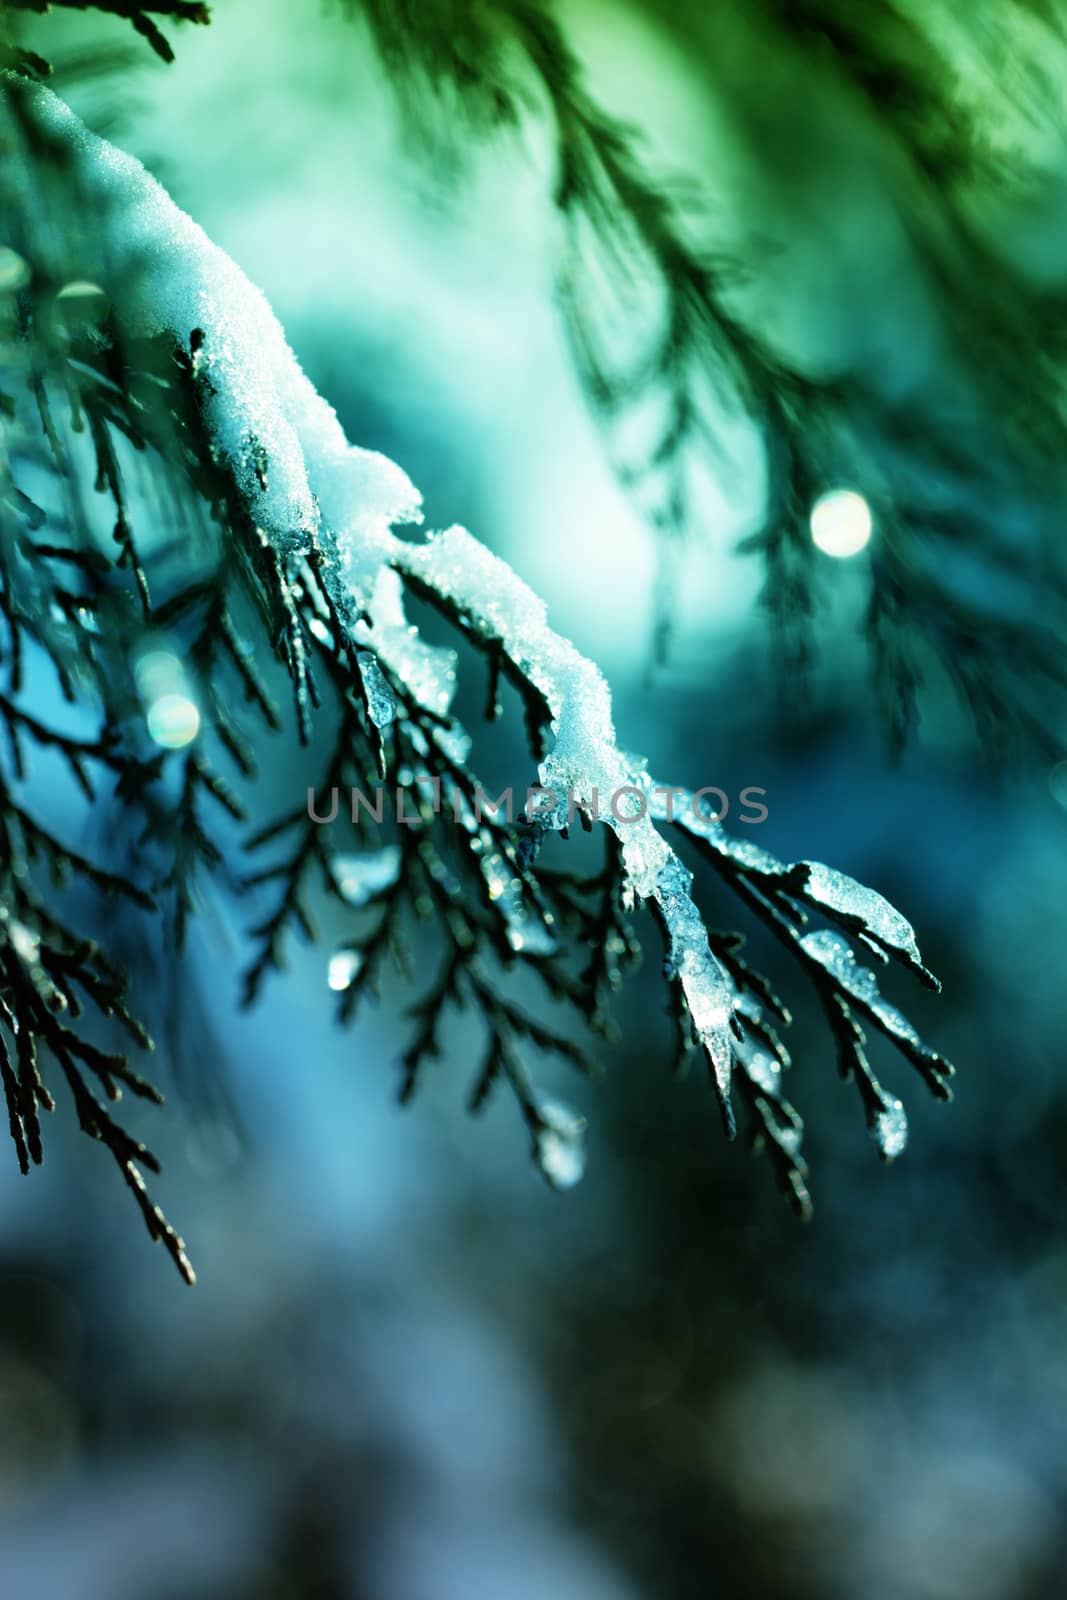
[357,651,396,730]
[328,949,363,992]
[533,1099,587,1190]
[745,1050,783,1099]
[8,918,41,968]
[872,1096,908,1160]
[331,846,401,907]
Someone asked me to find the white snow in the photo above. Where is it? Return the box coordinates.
[6,74,421,565]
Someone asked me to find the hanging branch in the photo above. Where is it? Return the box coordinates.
[355,0,1067,754]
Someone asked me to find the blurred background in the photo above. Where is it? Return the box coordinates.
[2,2,1067,1597]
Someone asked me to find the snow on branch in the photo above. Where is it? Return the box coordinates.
[0,75,954,1276]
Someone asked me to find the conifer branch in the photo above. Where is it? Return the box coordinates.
[0,56,961,1281]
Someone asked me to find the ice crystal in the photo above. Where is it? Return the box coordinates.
[792,863,935,984]
[653,783,939,989]
[799,930,953,1098]
[655,854,735,1129]
[480,850,558,957]
[801,930,917,1040]
[392,530,736,1115]
[357,651,396,731]
[355,572,458,718]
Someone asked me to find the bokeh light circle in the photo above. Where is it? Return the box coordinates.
[810,488,873,559]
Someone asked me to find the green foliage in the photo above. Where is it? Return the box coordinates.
[1,0,209,69]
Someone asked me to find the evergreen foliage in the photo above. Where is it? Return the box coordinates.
[0,0,1023,1282]
[358,0,1067,746]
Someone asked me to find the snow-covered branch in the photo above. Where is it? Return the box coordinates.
[0,75,954,1276]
